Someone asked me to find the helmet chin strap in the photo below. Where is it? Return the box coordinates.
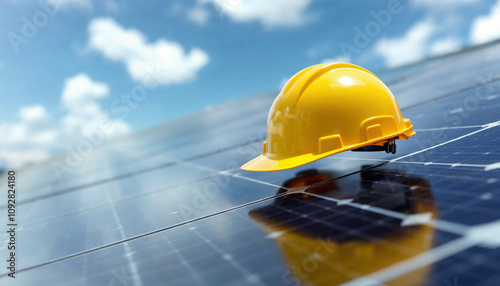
[351,139,396,154]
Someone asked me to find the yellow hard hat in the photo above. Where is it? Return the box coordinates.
[241,63,415,172]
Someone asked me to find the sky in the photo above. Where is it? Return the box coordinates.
[1,0,500,168]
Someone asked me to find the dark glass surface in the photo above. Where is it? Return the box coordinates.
[1,185,461,286]
[1,43,500,285]
[428,247,500,286]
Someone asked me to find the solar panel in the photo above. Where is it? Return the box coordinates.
[1,41,500,285]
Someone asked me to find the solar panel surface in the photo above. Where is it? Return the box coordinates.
[1,41,500,285]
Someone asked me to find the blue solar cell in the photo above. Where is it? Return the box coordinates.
[2,42,500,286]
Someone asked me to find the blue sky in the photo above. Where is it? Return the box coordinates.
[1,0,500,167]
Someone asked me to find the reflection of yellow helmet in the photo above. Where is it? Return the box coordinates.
[242,63,415,172]
[249,169,437,286]
[249,219,434,286]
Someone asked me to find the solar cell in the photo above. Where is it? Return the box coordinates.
[1,42,500,285]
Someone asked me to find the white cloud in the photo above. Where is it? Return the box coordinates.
[1,105,57,148]
[430,38,461,55]
[87,17,209,85]
[188,6,210,25]
[0,105,57,168]
[321,56,351,64]
[374,20,436,67]
[470,0,500,44]
[0,73,129,168]
[62,73,108,112]
[60,73,130,139]
[198,0,312,28]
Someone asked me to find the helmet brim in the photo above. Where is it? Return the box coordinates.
[241,151,337,172]
[241,123,416,172]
